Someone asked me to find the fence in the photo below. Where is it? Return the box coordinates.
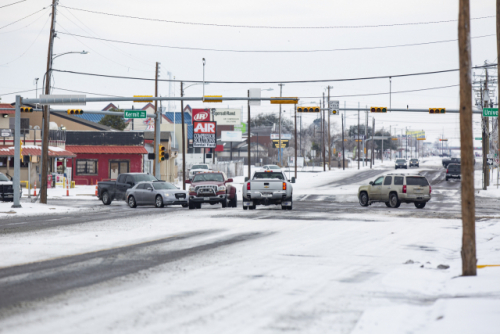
[210,160,244,178]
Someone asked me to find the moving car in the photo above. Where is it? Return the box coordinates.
[126,181,188,208]
[442,157,460,168]
[446,163,461,181]
[395,159,407,169]
[98,173,159,205]
[358,174,431,209]
[188,164,211,180]
[0,172,14,202]
[186,172,237,209]
[242,170,295,210]
[409,159,419,167]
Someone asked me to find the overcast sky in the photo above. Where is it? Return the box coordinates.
[0,0,497,146]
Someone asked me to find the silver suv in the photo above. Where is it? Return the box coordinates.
[358,174,431,209]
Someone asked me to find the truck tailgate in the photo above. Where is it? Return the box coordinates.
[250,179,283,192]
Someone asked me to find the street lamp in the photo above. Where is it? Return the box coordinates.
[202,58,206,98]
[52,50,88,61]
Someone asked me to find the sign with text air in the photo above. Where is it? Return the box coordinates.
[192,109,211,122]
[193,121,217,148]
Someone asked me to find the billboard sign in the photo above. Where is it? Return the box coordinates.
[405,130,426,139]
[272,139,289,148]
[221,131,243,142]
[192,109,211,122]
[193,121,217,148]
[270,133,292,140]
[212,108,241,125]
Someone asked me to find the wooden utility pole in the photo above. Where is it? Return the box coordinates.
[294,103,297,179]
[247,90,251,179]
[358,102,360,170]
[327,86,332,170]
[154,62,160,179]
[458,0,477,276]
[322,93,326,171]
[40,0,57,204]
[370,118,375,168]
[180,82,186,190]
[497,0,500,188]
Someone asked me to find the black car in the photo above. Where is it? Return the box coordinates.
[0,174,14,202]
[443,157,460,168]
[409,159,419,167]
[446,164,461,181]
[395,159,407,169]
[98,173,160,205]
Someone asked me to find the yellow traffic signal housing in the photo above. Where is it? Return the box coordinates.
[203,95,223,103]
[158,145,166,162]
[429,108,445,114]
[67,109,83,115]
[297,106,320,113]
[370,107,387,113]
[20,107,33,112]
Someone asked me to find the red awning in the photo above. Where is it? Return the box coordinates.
[0,146,76,157]
[65,145,148,154]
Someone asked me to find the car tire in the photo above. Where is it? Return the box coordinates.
[128,195,137,208]
[189,201,195,210]
[249,205,256,210]
[221,198,227,208]
[230,194,237,208]
[359,192,369,207]
[182,204,188,208]
[155,195,164,208]
[414,202,426,209]
[102,191,112,205]
[287,199,293,210]
[243,206,248,210]
[385,202,391,207]
[445,177,449,181]
[389,193,400,208]
[196,203,202,209]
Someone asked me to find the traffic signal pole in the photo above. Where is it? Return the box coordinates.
[294,103,297,179]
[247,90,251,179]
[180,82,186,190]
[497,0,500,188]
[358,102,360,170]
[154,62,160,179]
[12,96,22,208]
[327,86,332,170]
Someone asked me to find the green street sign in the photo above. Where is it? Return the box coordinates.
[482,108,498,117]
[475,137,482,140]
[124,110,146,119]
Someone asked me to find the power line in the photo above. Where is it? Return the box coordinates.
[52,87,126,97]
[60,5,494,29]
[52,63,497,84]
[0,6,48,30]
[56,31,495,53]
[0,0,27,9]
[0,88,37,96]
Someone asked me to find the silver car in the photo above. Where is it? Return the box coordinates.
[126,181,189,208]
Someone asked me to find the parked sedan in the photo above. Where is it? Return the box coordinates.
[126,181,189,208]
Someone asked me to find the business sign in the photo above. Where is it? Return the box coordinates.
[406,130,426,139]
[193,121,216,148]
[483,108,498,117]
[270,133,292,140]
[272,139,289,148]
[124,110,146,119]
[249,88,261,106]
[329,100,340,115]
[234,122,247,133]
[0,129,12,137]
[192,109,211,122]
[212,108,241,125]
[221,131,242,142]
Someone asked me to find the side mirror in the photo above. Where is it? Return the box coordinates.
[369,181,373,185]
[227,178,233,183]
[185,180,191,184]
[244,177,249,182]
[147,187,153,191]
[127,182,134,186]
[291,177,296,183]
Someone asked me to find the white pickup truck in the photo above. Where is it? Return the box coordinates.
[242,171,295,210]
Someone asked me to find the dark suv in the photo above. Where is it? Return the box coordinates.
[446,163,461,181]
[409,159,419,167]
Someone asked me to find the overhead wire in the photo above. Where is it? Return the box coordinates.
[0,6,48,34]
[59,5,494,30]
[0,88,37,96]
[0,6,48,30]
[0,0,27,9]
[55,31,495,53]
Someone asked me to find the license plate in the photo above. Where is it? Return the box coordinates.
[282,201,292,206]
[262,193,273,197]
[243,201,253,206]
[204,197,210,201]
[417,197,423,200]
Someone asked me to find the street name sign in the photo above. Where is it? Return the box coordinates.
[483,108,498,117]
[124,110,146,119]
[475,137,482,140]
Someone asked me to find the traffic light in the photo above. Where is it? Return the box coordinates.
[158,145,165,162]
[297,106,320,113]
[20,140,23,162]
[429,108,445,114]
[20,107,33,112]
[67,109,83,115]
[370,107,387,113]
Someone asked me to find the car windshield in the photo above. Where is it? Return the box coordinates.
[411,159,418,162]
[0,174,9,182]
[406,177,429,186]
[134,175,158,182]
[193,173,224,182]
[396,159,406,163]
[153,182,177,190]
[448,164,461,171]
[192,165,209,170]
[253,172,284,180]
[265,165,280,170]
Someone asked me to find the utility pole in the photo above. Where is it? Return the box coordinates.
[370,118,375,168]
[247,90,251,179]
[322,93,326,171]
[459,0,477,276]
[497,0,500,189]
[294,103,297,179]
[341,112,345,170]
[357,102,360,170]
[483,69,490,188]
[154,62,160,179]
[381,126,384,163]
[180,82,186,190]
[390,125,392,161]
[40,0,58,204]
[406,127,408,159]
[327,86,332,170]
[278,84,284,166]
[365,107,368,166]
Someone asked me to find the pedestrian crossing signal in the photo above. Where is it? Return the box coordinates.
[370,107,387,113]
[67,109,83,115]
[429,108,445,114]
[297,106,320,113]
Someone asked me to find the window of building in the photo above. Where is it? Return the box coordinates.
[76,159,98,175]
[109,160,129,180]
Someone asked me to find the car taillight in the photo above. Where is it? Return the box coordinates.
[429,185,432,194]
[446,169,449,173]
[247,182,251,190]
[403,185,407,193]
[283,182,286,190]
